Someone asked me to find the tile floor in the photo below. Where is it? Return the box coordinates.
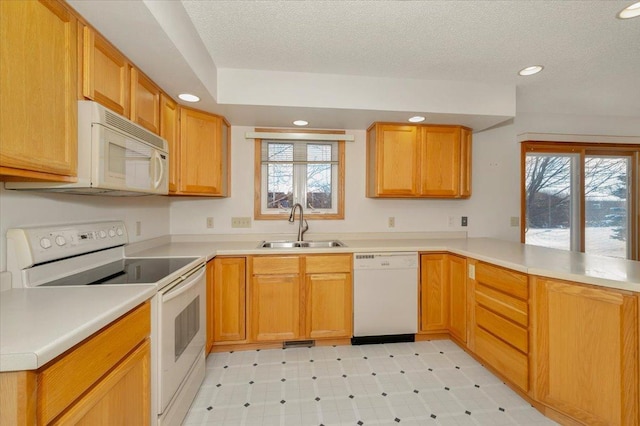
[183,340,557,425]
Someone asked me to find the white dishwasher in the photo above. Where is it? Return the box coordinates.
[352,252,419,344]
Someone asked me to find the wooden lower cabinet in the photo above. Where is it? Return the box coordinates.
[248,254,353,343]
[250,256,302,342]
[306,255,352,339]
[533,277,639,426]
[470,261,529,392]
[51,340,150,425]
[0,302,150,425]
[420,253,449,332]
[210,257,246,349]
[419,253,467,340]
[448,255,467,343]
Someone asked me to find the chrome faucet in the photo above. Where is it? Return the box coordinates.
[289,203,309,241]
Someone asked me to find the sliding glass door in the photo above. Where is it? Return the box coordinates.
[584,155,631,258]
[522,143,638,260]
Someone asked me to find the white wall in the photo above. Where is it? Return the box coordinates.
[2,112,636,273]
[170,113,639,240]
[0,187,170,271]
[170,125,523,239]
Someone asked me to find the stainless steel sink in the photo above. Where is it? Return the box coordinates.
[257,240,345,249]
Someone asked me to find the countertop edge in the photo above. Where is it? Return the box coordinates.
[0,286,156,372]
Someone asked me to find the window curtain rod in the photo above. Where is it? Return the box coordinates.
[245,132,355,142]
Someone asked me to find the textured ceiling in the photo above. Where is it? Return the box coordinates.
[182,0,640,117]
[67,0,640,129]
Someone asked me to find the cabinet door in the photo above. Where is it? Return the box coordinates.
[50,340,150,426]
[420,253,448,332]
[534,277,638,426]
[420,126,461,196]
[82,27,130,116]
[160,93,179,193]
[448,255,467,343]
[459,127,472,197]
[179,108,227,195]
[306,272,352,339]
[372,125,420,196]
[0,0,78,180]
[130,68,160,134]
[212,258,246,345]
[251,275,301,342]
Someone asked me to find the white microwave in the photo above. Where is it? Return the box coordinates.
[6,101,169,196]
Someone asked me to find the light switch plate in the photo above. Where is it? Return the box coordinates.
[468,264,476,280]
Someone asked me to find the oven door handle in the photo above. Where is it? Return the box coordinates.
[161,266,205,302]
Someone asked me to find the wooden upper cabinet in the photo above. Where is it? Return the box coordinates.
[160,93,179,193]
[82,26,130,117]
[460,127,472,197]
[420,126,461,196]
[366,123,472,198]
[177,107,230,196]
[367,124,420,196]
[131,68,160,134]
[0,0,78,181]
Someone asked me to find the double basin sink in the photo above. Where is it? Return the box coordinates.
[258,240,346,249]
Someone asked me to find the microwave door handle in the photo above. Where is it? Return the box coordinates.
[153,151,164,189]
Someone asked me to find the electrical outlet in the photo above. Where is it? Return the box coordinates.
[231,217,251,228]
[468,264,476,280]
[461,216,468,227]
[135,221,142,236]
[448,216,454,227]
[388,217,395,228]
[510,216,519,227]
[206,217,214,228]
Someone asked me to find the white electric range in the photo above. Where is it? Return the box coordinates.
[6,221,206,426]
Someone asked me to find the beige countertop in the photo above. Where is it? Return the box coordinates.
[4,234,637,373]
[0,285,156,372]
[128,235,640,293]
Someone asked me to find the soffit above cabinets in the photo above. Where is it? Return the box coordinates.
[67,1,640,131]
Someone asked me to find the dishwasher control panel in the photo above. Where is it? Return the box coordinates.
[353,252,418,270]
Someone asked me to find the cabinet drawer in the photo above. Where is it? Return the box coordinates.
[305,255,352,274]
[475,283,528,327]
[476,306,528,353]
[474,326,528,392]
[476,263,528,300]
[252,256,300,275]
[38,302,150,424]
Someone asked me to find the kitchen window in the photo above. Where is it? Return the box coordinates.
[521,142,639,260]
[254,130,345,220]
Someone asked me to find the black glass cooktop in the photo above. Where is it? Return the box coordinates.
[39,257,199,287]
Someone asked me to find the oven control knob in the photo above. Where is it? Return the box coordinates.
[55,236,66,246]
[40,237,52,249]
[99,230,107,239]
[108,229,116,237]
[116,227,124,236]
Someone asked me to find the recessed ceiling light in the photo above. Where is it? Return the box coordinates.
[518,65,544,76]
[293,120,308,126]
[408,116,426,123]
[178,93,200,102]
[617,1,640,19]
